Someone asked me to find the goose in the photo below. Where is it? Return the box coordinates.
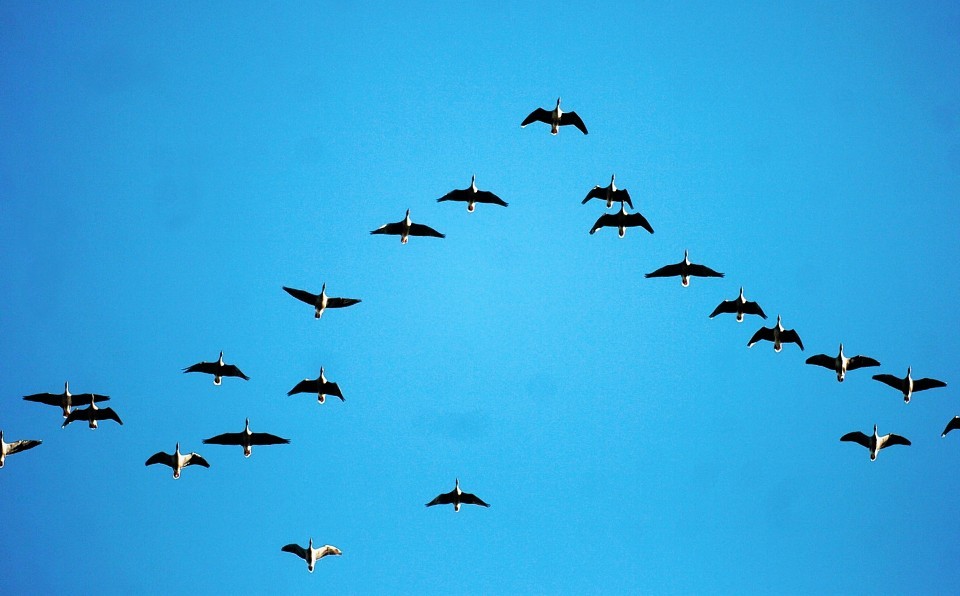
[426,478,490,511]
[62,396,123,429]
[521,97,588,135]
[589,200,654,238]
[145,443,210,479]
[203,418,290,457]
[281,539,342,572]
[23,381,110,418]
[840,425,910,461]
[437,175,508,212]
[747,315,804,352]
[708,287,767,322]
[582,174,633,209]
[805,344,880,382]
[644,250,724,286]
[942,416,960,438]
[872,367,946,403]
[0,430,42,469]
[183,351,249,385]
[287,367,344,404]
[283,284,361,319]
[370,209,445,244]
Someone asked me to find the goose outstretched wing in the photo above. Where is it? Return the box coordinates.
[611,189,633,209]
[282,286,318,305]
[145,452,173,467]
[741,301,767,319]
[474,190,508,207]
[322,381,345,401]
[408,223,445,238]
[645,262,684,279]
[709,300,738,318]
[437,188,471,203]
[203,432,245,446]
[183,361,217,375]
[913,377,947,392]
[589,213,619,234]
[282,544,308,560]
[879,434,911,449]
[582,186,607,204]
[623,211,654,234]
[559,111,588,134]
[426,490,456,507]
[872,374,903,391]
[805,354,836,370]
[288,379,320,396]
[840,432,871,448]
[93,407,124,425]
[327,297,361,309]
[747,326,776,347]
[942,416,960,437]
[184,453,210,468]
[686,263,724,278]
[250,432,291,446]
[22,393,63,406]
[7,439,41,455]
[370,220,405,235]
[220,364,249,380]
[459,491,490,507]
[521,108,552,127]
[847,356,881,371]
[779,329,804,350]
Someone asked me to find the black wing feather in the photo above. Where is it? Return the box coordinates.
[408,223,445,238]
[521,108,552,127]
[559,110,588,134]
[282,286,318,306]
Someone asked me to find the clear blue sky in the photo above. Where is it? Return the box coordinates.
[1,2,958,593]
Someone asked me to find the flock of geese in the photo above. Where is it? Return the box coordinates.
[4,97,954,574]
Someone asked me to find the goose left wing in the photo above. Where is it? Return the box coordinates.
[872,374,903,390]
[327,297,361,309]
[747,326,775,347]
[847,356,881,371]
[183,361,217,375]
[589,213,618,234]
[370,221,405,236]
[322,381,345,401]
[93,407,124,425]
[288,379,320,396]
[805,354,835,370]
[559,111,588,134]
[408,223,445,238]
[913,377,947,392]
[582,186,606,204]
[22,393,62,406]
[645,262,684,279]
[7,439,41,455]
[942,416,960,437]
[203,432,245,446]
[282,544,308,560]
[623,211,654,234]
[474,190,508,207]
[709,300,738,318]
[426,490,456,507]
[185,453,211,468]
[61,409,87,428]
[250,432,291,446]
[282,286,318,306]
[437,188,470,203]
[521,108,552,127]
[145,452,172,467]
[879,434,911,449]
[220,364,250,380]
[686,263,724,278]
[459,492,490,507]
[840,431,871,448]
[316,545,342,558]
[779,329,804,350]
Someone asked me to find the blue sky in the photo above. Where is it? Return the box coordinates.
[1,2,958,593]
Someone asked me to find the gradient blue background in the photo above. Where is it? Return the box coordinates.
[1,2,958,593]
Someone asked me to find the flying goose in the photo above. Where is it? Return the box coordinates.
[183,351,249,385]
[582,174,633,209]
[426,478,490,511]
[589,200,654,238]
[23,381,110,418]
[287,367,344,404]
[283,284,361,319]
[0,430,41,469]
[203,418,290,457]
[708,287,767,322]
[942,416,960,438]
[644,250,724,286]
[281,539,342,572]
[806,344,880,382]
[521,97,588,135]
[872,367,946,403]
[62,396,123,429]
[370,209,445,244]
[747,315,804,352]
[145,443,210,479]
[437,175,508,212]
[841,425,910,461]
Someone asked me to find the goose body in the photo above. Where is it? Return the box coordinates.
[582,174,633,209]
[203,418,290,457]
[0,430,42,469]
[747,315,804,352]
[872,367,946,403]
[806,344,880,382]
[62,396,123,430]
[281,538,341,572]
[841,425,910,461]
[426,478,490,512]
[709,287,766,323]
[183,351,249,385]
[521,97,588,135]
[589,200,653,238]
[23,381,110,418]
[283,284,361,319]
[370,209,445,244]
[145,443,210,479]
[437,175,508,212]
[645,250,724,287]
[287,367,344,404]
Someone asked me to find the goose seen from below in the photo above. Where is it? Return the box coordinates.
[0,430,41,469]
[281,538,342,572]
[521,97,588,135]
[183,351,249,385]
[203,418,290,457]
[437,175,508,212]
[747,315,804,352]
[426,478,490,511]
[872,367,946,403]
[840,425,910,461]
[283,283,361,319]
[589,200,654,238]
[288,367,344,404]
[708,287,767,322]
[23,381,110,418]
[582,174,633,209]
[645,250,724,286]
[805,344,880,382]
[942,416,960,438]
[62,396,123,429]
[370,209,445,244]
[145,443,210,479]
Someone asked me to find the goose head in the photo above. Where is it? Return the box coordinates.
[738,287,745,300]
[839,343,845,357]
[455,477,461,495]
[470,174,477,192]
[683,249,690,265]
[610,173,617,190]
[320,283,326,297]
[906,366,912,379]
[872,424,879,438]
[218,351,225,366]
[64,381,71,396]
[244,418,251,433]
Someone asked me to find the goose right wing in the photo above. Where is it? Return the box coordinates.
[686,263,724,278]
[872,374,903,390]
[22,393,61,406]
[623,211,654,234]
[185,453,211,468]
[709,300,737,318]
[282,286,318,306]
[327,297,361,309]
[879,434,911,449]
[741,301,767,319]
[840,432,871,448]
[747,326,775,347]
[582,186,606,204]
[145,452,172,467]
[942,416,960,437]
[611,189,633,209]
[459,492,490,507]
[847,356,881,371]
[183,361,217,375]
[645,262,684,279]
[288,379,320,396]
[437,188,469,203]
[61,409,87,428]
[322,381,345,401]
[250,432,291,446]
[94,407,123,425]
[474,190,508,207]
[521,108,552,127]
[370,221,405,236]
[7,439,41,455]
[913,378,947,392]
[203,432,244,446]
[589,213,618,234]
[559,110,588,134]
[779,329,804,350]
[220,364,250,381]
[426,490,456,507]
[805,354,835,370]
[408,223,445,238]
[281,544,308,560]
